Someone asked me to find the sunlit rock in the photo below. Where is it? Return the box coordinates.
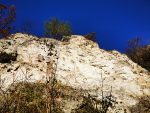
[0,33,149,113]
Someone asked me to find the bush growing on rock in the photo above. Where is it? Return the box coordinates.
[130,96,150,113]
[126,37,150,71]
[45,18,72,40]
[72,93,117,113]
[84,32,97,42]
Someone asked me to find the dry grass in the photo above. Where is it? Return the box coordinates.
[0,81,83,113]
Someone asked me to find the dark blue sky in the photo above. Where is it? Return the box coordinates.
[3,0,150,52]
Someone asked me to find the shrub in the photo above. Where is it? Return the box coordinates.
[45,18,72,40]
[0,82,64,113]
[126,37,150,71]
[84,32,96,42]
[71,96,100,113]
[72,93,117,113]
[130,96,150,113]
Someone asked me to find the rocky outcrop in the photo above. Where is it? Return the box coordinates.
[0,33,150,113]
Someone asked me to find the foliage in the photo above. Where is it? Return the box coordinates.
[72,93,117,113]
[126,37,150,71]
[0,82,64,113]
[72,96,100,113]
[0,80,117,113]
[0,3,16,38]
[126,37,142,61]
[130,96,150,113]
[84,32,97,42]
[45,18,72,40]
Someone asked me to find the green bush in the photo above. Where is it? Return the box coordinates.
[45,18,72,40]
[72,94,117,113]
[71,96,100,113]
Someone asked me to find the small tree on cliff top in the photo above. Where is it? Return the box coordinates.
[45,18,72,40]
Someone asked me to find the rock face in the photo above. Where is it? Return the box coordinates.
[0,33,150,112]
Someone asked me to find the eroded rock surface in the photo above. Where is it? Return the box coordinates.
[0,33,150,113]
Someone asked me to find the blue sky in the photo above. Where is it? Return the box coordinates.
[2,0,150,52]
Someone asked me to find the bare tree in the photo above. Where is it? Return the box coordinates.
[126,37,150,71]
[0,3,16,38]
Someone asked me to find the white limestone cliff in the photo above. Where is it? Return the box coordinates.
[0,33,150,113]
